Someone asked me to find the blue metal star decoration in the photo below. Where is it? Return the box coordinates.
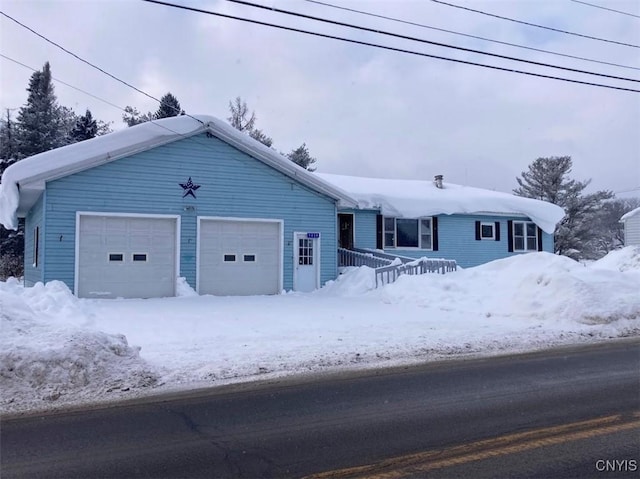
[179,177,201,198]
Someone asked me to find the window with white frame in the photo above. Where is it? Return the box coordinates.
[384,217,433,249]
[480,222,494,240]
[513,221,538,251]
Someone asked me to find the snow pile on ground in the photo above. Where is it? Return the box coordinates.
[0,280,158,412]
[1,249,638,415]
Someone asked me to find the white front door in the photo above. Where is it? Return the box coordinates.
[294,232,319,292]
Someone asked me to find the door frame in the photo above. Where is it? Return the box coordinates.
[74,211,181,297]
[196,216,284,294]
[338,212,355,249]
[293,231,321,292]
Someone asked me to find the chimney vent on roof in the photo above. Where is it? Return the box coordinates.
[434,175,444,189]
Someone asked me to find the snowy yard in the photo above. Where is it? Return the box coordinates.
[2,248,639,415]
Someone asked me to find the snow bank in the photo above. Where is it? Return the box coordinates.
[379,252,640,325]
[0,281,158,413]
[317,173,565,234]
[1,249,637,415]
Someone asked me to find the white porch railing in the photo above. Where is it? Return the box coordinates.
[338,248,395,269]
[374,257,457,288]
[338,247,457,288]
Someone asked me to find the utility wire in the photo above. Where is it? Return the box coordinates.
[430,0,639,48]
[1,53,127,113]
[142,0,640,93]
[223,0,639,83]
[0,53,209,143]
[0,10,204,124]
[302,0,639,71]
[569,0,640,19]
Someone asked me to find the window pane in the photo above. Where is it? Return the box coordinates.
[420,219,431,232]
[384,217,395,231]
[514,222,524,236]
[527,222,537,236]
[109,253,123,262]
[481,224,493,238]
[515,237,524,250]
[527,237,537,250]
[421,234,432,249]
[384,232,395,247]
[224,254,236,262]
[244,254,256,262]
[132,254,147,262]
[396,219,418,247]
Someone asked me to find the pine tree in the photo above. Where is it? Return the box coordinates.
[0,109,19,170]
[155,92,183,119]
[514,156,613,259]
[70,109,98,142]
[249,128,273,148]
[287,143,317,171]
[15,62,71,158]
[122,106,154,127]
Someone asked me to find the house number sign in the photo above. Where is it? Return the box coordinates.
[307,232,320,238]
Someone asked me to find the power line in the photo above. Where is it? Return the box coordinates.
[0,53,207,143]
[0,53,126,112]
[142,0,640,92]
[0,10,203,124]
[302,0,640,71]
[569,0,640,19]
[222,0,639,83]
[430,0,640,48]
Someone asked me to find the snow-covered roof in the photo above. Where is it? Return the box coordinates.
[0,115,357,230]
[317,173,565,234]
[620,207,640,222]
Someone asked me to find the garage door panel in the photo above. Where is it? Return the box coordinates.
[199,219,280,296]
[77,215,177,299]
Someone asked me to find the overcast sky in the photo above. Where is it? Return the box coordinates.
[1,0,638,196]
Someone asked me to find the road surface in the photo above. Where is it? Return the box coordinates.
[2,340,638,478]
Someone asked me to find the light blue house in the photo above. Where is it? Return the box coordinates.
[317,173,564,269]
[0,115,564,298]
[0,115,356,298]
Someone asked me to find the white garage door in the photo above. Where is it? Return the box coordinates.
[77,214,177,299]
[198,219,281,296]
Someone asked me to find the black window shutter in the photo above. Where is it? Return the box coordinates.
[475,221,481,241]
[432,217,439,251]
[507,220,513,252]
[537,226,543,251]
[495,222,501,241]
[376,214,383,249]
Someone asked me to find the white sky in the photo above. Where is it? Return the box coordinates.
[0,0,639,196]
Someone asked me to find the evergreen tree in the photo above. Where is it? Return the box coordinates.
[70,109,98,142]
[15,62,71,158]
[249,128,273,148]
[155,92,184,119]
[122,106,154,127]
[287,143,317,171]
[0,109,18,169]
[514,156,613,259]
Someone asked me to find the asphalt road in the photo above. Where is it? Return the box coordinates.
[1,340,639,478]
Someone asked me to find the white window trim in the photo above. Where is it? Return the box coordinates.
[384,217,434,251]
[480,222,495,240]
[513,220,538,252]
[33,226,39,268]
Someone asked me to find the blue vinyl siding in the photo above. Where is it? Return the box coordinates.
[340,208,378,250]
[24,193,44,286]
[351,210,554,268]
[42,134,337,291]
